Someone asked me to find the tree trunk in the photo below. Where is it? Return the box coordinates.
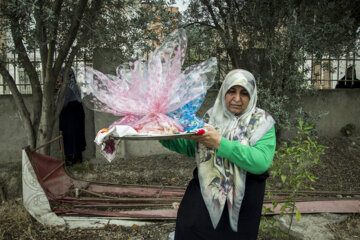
[228,47,241,69]
[37,98,55,155]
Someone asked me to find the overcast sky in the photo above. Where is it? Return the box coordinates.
[171,0,189,12]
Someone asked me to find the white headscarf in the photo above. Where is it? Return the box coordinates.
[197,69,275,231]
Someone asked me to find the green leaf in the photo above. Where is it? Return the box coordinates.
[304,124,314,130]
[298,118,304,129]
[296,209,302,221]
[281,175,287,183]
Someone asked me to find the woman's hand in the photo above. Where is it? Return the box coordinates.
[185,126,222,150]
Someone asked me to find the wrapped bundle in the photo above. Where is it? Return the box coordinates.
[80,29,217,135]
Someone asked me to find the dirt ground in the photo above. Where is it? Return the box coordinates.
[0,135,359,239]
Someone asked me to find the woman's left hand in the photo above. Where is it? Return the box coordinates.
[185,126,222,150]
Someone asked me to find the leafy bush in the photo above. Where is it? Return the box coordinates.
[261,118,326,237]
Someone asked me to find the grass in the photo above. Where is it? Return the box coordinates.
[69,160,94,173]
[0,200,42,240]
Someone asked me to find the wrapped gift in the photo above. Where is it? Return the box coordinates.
[79,29,217,161]
[80,29,217,134]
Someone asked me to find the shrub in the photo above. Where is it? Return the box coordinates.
[261,118,326,237]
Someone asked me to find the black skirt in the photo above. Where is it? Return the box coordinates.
[59,101,86,157]
[175,169,268,240]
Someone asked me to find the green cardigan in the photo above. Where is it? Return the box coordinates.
[159,126,276,175]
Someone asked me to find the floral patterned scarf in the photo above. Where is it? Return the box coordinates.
[196,69,275,231]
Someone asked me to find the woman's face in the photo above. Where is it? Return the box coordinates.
[225,85,250,115]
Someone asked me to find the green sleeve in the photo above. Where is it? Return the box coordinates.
[159,138,196,157]
[216,126,276,174]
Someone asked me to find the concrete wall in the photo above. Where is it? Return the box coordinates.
[0,89,359,164]
[0,95,29,163]
[0,95,95,163]
[0,47,359,164]
[299,89,360,137]
[278,89,360,141]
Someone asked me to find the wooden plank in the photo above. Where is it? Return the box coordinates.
[56,208,178,219]
[263,200,360,215]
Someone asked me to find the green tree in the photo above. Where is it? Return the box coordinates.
[0,0,178,153]
[181,0,360,130]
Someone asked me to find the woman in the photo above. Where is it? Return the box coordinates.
[56,68,86,166]
[160,69,276,239]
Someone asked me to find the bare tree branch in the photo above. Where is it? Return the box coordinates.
[183,21,217,29]
[10,20,43,132]
[34,0,49,78]
[53,0,88,75]
[46,0,64,79]
[199,0,241,67]
[199,0,229,46]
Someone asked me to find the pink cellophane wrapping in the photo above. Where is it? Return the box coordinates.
[79,29,217,135]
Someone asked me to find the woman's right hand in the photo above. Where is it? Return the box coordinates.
[186,126,222,150]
